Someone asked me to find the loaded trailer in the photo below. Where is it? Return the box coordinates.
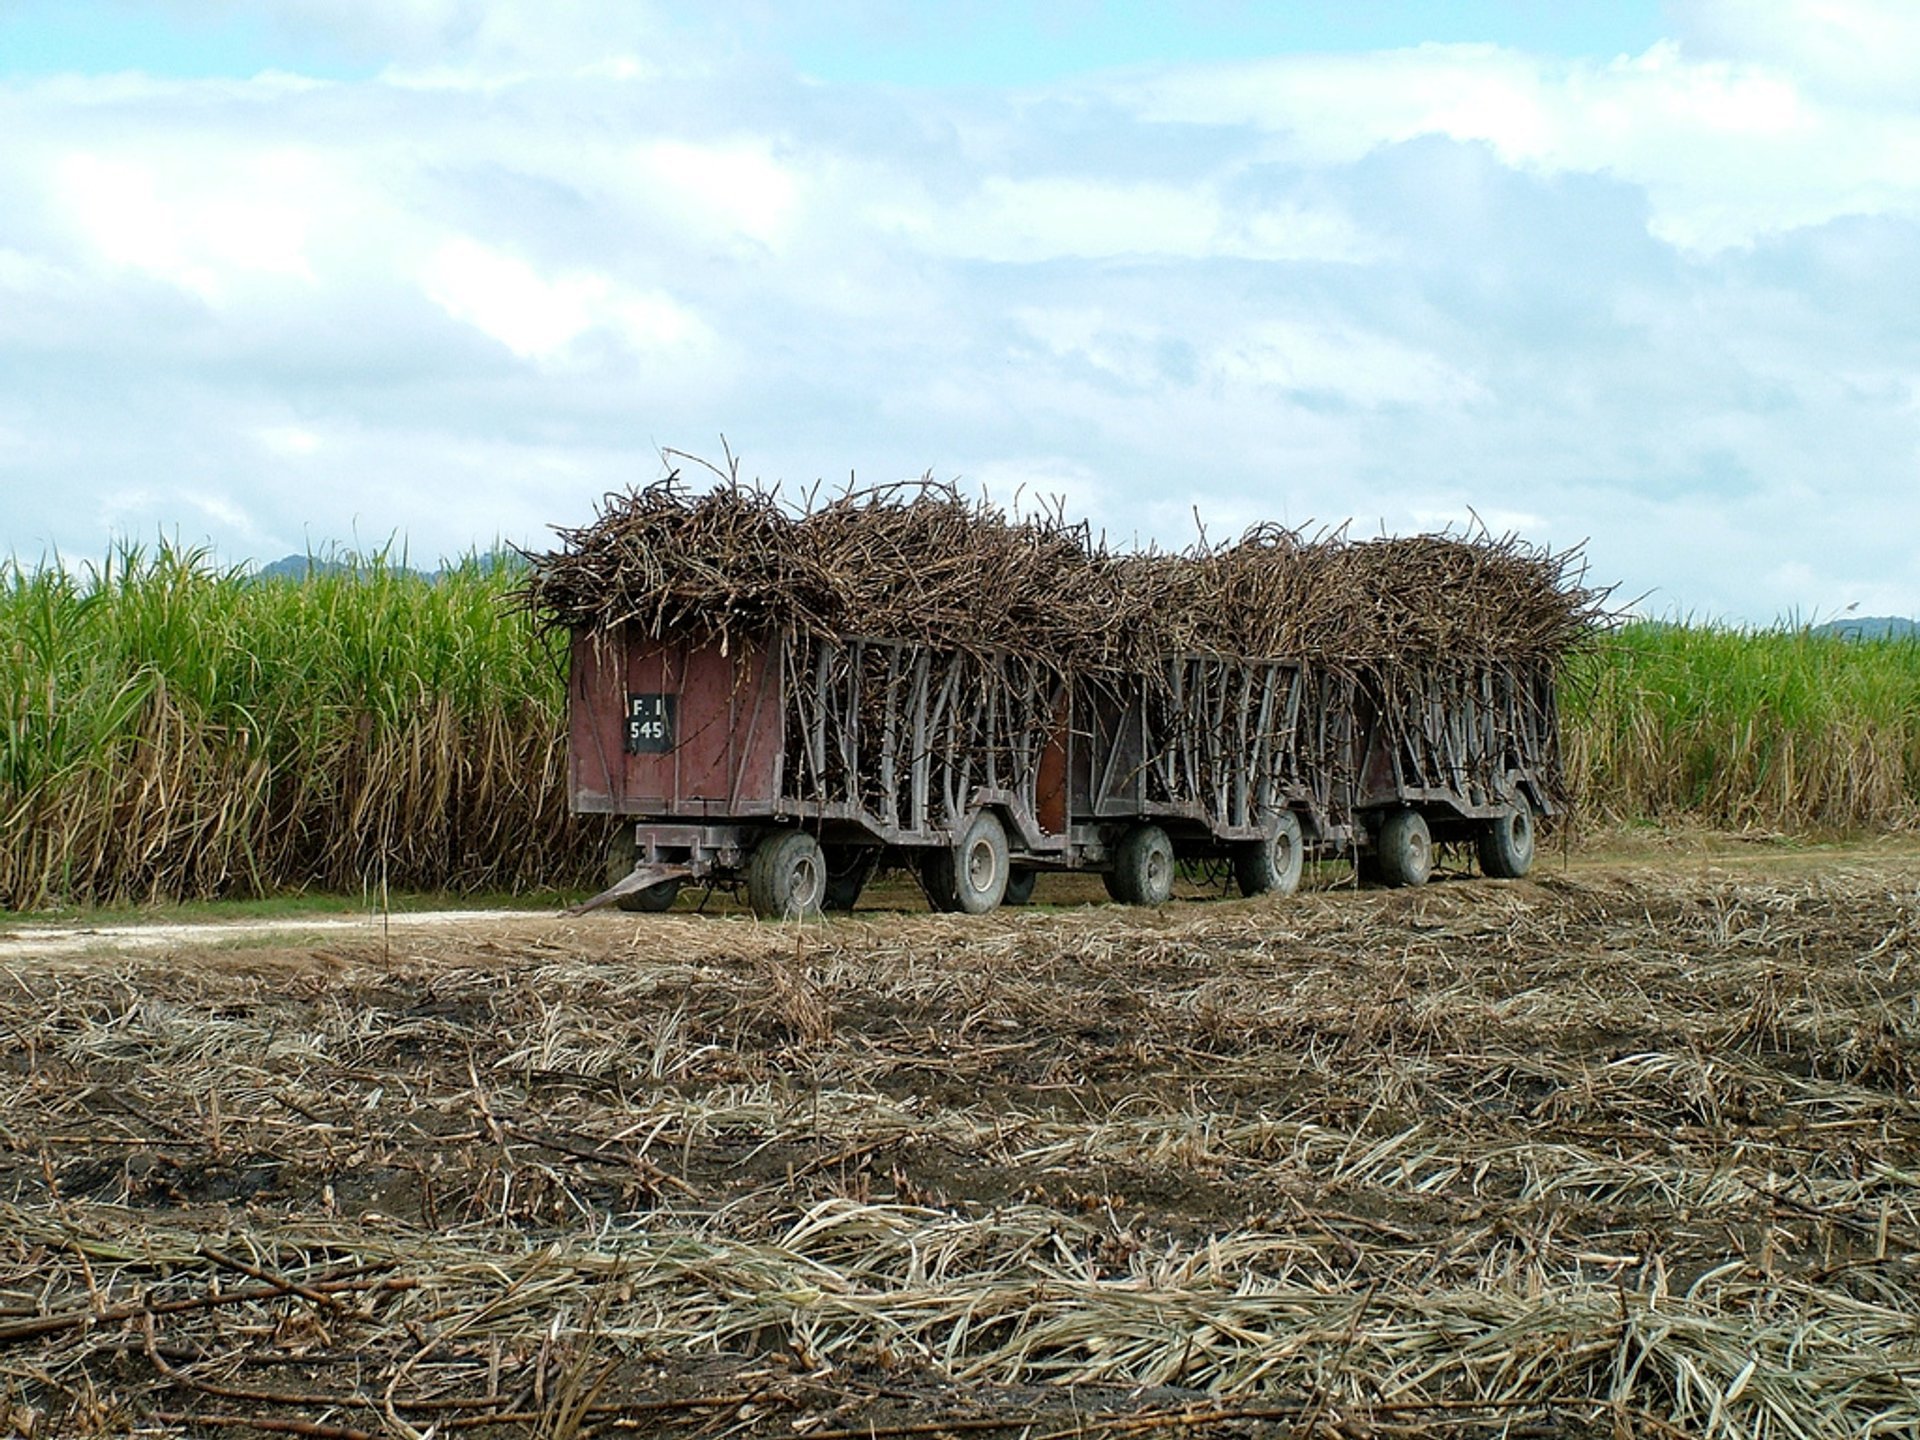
[569,622,1560,917]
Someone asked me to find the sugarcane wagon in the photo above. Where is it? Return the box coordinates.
[530,475,1594,917]
[568,625,1336,916]
[1336,657,1559,887]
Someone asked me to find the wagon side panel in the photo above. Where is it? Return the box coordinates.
[1070,657,1316,844]
[1354,658,1562,817]
[568,627,783,817]
[568,629,623,815]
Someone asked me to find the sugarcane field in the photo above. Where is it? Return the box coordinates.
[2,480,1917,1439]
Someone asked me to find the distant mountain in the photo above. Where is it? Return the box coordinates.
[254,553,369,581]
[252,549,527,583]
[1812,615,1920,641]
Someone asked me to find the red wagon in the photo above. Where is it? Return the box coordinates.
[573,625,1333,914]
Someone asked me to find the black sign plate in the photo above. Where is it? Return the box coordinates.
[624,693,676,754]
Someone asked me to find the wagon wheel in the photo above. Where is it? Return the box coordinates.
[606,828,682,913]
[616,881,682,913]
[746,831,827,919]
[1234,811,1304,898]
[1003,868,1038,906]
[924,811,1010,915]
[1477,795,1537,879]
[1374,809,1432,888]
[1109,824,1175,906]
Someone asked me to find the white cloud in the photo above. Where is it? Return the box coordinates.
[254,425,323,457]
[1012,308,1482,412]
[1014,307,1162,387]
[1233,202,1388,262]
[1123,45,1551,164]
[0,248,69,294]
[1407,504,1548,536]
[183,490,260,535]
[963,455,1111,526]
[53,146,345,300]
[902,176,1379,263]
[629,139,801,250]
[1140,491,1273,549]
[1118,39,1920,251]
[1209,321,1488,411]
[420,237,708,361]
[421,239,600,357]
[181,0,675,72]
[1675,0,1920,101]
[95,486,158,534]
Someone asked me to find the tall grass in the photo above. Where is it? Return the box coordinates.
[7,549,1920,911]
[1565,621,1920,833]
[0,542,594,911]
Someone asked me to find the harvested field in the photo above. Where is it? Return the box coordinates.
[2,856,1917,1438]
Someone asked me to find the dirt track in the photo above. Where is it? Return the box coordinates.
[2,852,1917,1438]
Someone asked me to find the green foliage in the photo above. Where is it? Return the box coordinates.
[1564,620,1920,832]
[0,542,594,910]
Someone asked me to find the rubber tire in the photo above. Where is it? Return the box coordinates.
[1374,809,1433,889]
[934,811,1009,915]
[1478,797,1537,879]
[1003,869,1038,906]
[746,831,826,919]
[1234,812,1305,897]
[920,849,959,912]
[617,880,682,913]
[1109,824,1175,906]
[607,830,682,913]
[823,847,877,912]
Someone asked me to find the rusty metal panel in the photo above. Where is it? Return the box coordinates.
[1035,691,1069,836]
[568,627,783,817]
[1356,722,1403,808]
[568,630,623,814]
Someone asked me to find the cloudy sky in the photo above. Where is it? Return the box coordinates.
[2,0,1916,622]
